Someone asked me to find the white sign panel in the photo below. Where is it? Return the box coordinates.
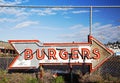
[8,35,114,72]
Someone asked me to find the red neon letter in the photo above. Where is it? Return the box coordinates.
[81,48,90,59]
[48,48,57,60]
[71,48,79,59]
[59,49,68,60]
[36,49,45,60]
[24,48,33,60]
[93,48,100,59]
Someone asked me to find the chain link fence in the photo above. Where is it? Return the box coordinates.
[100,55,120,77]
[0,55,120,83]
[0,55,120,75]
[0,57,14,70]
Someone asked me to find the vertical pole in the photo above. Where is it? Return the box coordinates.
[39,65,44,79]
[70,65,73,83]
[69,54,73,83]
[90,6,92,36]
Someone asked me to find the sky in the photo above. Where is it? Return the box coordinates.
[0,0,120,44]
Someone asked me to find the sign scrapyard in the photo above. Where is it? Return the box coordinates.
[8,35,114,72]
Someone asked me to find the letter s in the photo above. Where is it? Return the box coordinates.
[93,48,100,59]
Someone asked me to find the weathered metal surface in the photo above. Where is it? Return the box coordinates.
[8,35,114,72]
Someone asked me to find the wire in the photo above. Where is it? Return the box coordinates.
[0,5,120,8]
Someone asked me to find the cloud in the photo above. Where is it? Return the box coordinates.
[72,10,99,14]
[0,16,28,24]
[30,8,72,16]
[0,7,29,17]
[64,16,71,19]
[70,24,84,29]
[92,23,120,43]
[0,0,28,5]
[72,10,89,14]
[0,0,29,18]
[0,18,14,22]
[38,26,61,31]
[31,8,56,16]
[30,8,99,17]
[13,21,39,29]
[51,8,73,11]
[59,24,89,42]
[59,23,120,43]
[92,22,100,28]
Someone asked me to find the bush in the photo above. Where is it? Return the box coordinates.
[0,70,38,83]
[1,70,120,83]
[52,76,65,83]
[78,72,120,83]
[103,73,120,82]
[7,73,38,83]
[79,73,103,83]
[0,70,8,83]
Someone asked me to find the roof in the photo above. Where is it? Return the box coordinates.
[0,41,14,50]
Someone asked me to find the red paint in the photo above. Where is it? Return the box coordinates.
[92,48,100,59]
[81,48,90,59]
[59,49,68,60]
[36,49,45,60]
[71,48,79,59]
[8,35,114,73]
[9,40,39,43]
[8,55,19,69]
[48,48,57,60]
[22,48,101,60]
[24,49,33,60]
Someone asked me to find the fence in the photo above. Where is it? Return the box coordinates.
[0,56,120,76]
[100,55,120,77]
[0,57,14,70]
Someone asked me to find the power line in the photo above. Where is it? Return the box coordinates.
[0,5,120,8]
[0,5,120,37]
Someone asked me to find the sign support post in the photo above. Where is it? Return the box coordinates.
[90,6,92,36]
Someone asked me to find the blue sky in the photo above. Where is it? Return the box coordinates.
[0,0,120,43]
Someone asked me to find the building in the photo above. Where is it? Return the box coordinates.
[0,41,17,57]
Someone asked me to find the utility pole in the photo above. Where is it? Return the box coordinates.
[90,6,92,36]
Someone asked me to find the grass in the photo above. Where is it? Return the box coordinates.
[0,70,65,83]
[0,70,38,83]
[0,70,120,83]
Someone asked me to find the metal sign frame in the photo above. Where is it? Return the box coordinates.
[8,35,114,73]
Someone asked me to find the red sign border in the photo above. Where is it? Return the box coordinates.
[8,35,114,73]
